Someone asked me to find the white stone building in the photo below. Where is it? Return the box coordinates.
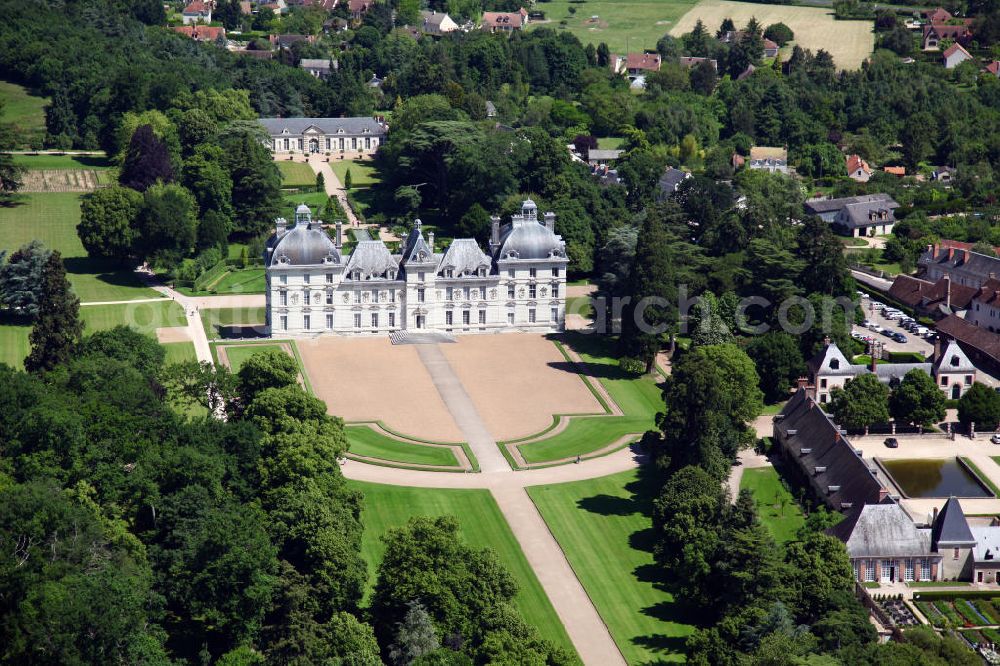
[259,117,387,156]
[264,200,568,336]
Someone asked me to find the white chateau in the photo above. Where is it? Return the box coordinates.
[258,117,387,156]
[264,201,568,336]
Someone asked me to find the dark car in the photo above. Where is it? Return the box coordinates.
[893,333,908,343]
[884,437,899,448]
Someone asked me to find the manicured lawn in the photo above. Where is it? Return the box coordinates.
[80,300,186,335]
[740,467,805,545]
[331,158,378,187]
[527,0,696,53]
[0,192,160,302]
[963,458,1000,497]
[597,137,624,149]
[200,307,267,340]
[515,334,662,463]
[760,401,787,416]
[907,581,971,587]
[528,469,692,663]
[177,268,266,296]
[0,80,48,147]
[11,153,112,170]
[223,343,287,373]
[276,160,317,189]
[282,190,329,212]
[162,341,197,364]
[346,425,461,467]
[0,319,31,369]
[566,295,593,318]
[348,481,577,659]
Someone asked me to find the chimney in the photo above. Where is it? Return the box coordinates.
[427,231,434,253]
[934,335,942,360]
[870,349,878,373]
[933,506,939,524]
[944,274,951,309]
[335,221,343,248]
[544,211,556,232]
[797,377,808,390]
[276,217,288,237]
[926,243,933,254]
[490,214,501,247]
[948,247,955,261]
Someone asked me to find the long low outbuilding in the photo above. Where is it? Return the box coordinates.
[258,116,387,156]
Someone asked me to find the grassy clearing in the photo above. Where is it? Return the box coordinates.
[528,469,692,663]
[178,268,265,296]
[276,161,317,189]
[162,341,197,364]
[80,300,186,335]
[346,425,461,467]
[740,467,805,545]
[331,158,378,188]
[0,318,31,369]
[200,307,267,340]
[515,334,662,463]
[565,295,594,318]
[0,80,48,147]
[597,136,624,149]
[760,401,787,415]
[223,343,288,373]
[528,0,696,53]
[11,153,112,170]
[348,481,577,659]
[669,0,875,70]
[0,192,159,301]
[282,190,329,212]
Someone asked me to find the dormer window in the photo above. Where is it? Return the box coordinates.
[478,267,486,277]
[830,359,840,370]
[951,355,960,367]
[445,269,453,278]
[337,128,344,134]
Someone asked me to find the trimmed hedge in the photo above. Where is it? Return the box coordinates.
[915,590,1000,601]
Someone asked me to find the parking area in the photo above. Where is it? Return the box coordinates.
[852,294,933,357]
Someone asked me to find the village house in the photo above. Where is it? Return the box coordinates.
[586,149,623,165]
[919,242,1000,288]
[924,7,954,23]
[173,25,226,42]
[986,61,1000,77]
[181,0,212,24]
[923,21,973,50]
[610,52,662,77]
[803,193,898,237]
[719,31,779,57]
[261,0,288,14]
[884,166,906,177]
[678,56,718,70]
[287,0,336,9]
[887,273,976,319]
[943,42,973,68]
[806,339,976,403]
[299,59,334,79]
[348,0,373,20]
[846,154,872,182]
[419,10,459,35]
[269,34,316,49]
[481,9,528,33]
[744,146,788,173]
[656,167,691,200]
[264,201,568,336]
[937,314,1000,378]
[960,276,1000,333]
[260,116,386,156]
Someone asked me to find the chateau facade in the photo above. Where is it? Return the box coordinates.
[264,201,568,336]
[258,117,387,156]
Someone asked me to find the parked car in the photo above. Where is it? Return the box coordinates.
[992,434,1000,445]
[863,319,874,328]
[892,332,908,343]
[884,437,899,448]
[915,326,929,336]
[868,322,881,332]
[881,329,895,338]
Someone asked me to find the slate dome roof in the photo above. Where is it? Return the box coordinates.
[497,220,566,260]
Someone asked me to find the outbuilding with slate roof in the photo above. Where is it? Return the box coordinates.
[931,496,977,580]
[259,117,387,156]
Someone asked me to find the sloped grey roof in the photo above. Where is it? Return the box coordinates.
[299,58,331,69]
[420,10,450,25]
[258,117,386,136]
[931,497,976,548]
[807,343,865,377]
[438,239,490,276]
[919,247,1000,279]
[345,240,399,278]
[774,389,888,511]
[828,502,933,558]
[657,167,690,194]
[267,222,341,267]
[588,149,623,161]
[399,224,434,265]
[804,193,898,215]
[971,525,1000,563]
[874,362,933,384]
[933,339,977,374]
[841,201,897,230]
[496,218,568,262]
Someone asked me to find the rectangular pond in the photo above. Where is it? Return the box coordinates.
[879,458,993,499]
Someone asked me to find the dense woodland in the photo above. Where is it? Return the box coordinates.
[4,0,1000,663]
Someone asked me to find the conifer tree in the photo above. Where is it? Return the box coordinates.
[25,251,82,373]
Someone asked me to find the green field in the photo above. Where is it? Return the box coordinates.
[200,307,267,340]
[282,190,329,212]
[0,192,160,302]
[0,80,48,148]
[222,343,288,373]
[80,300,186,335]
[162,341,197,364]
[527,0,696,53]
[566,295,594,318]
[515,335,662,463]
[0,319,31,369]
[277,160,317,189]
[348,481,578,659]
[331,158,378,188]
[11,153,112,170]
[528,469,692,663]
[739,467,805,545]
[179,268,265,296]
[346,425,461,467]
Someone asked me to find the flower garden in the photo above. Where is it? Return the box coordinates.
[915,597,1000,628]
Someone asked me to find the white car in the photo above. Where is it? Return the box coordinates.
[992,434,1000,445]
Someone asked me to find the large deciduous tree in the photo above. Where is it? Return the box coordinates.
[79,325,166,377]
[237,349,300,407]
[746,332,806,403]
[25,250,83,373]
[889,369,946,429]
[120,123,175,192]
[77,184,143,264]
[830,374,890,434]
[134,182,198,267]
[958,382,1000,430]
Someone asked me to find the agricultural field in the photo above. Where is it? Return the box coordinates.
[331,158,379,188]
[739,467,806,545]
[0,80,48,148]
[528,0,697,53]
[669,0,874,70]
[528,469,692,663]
[276,160,317,189]
[0,192,160,302]
[348,481,578,659]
